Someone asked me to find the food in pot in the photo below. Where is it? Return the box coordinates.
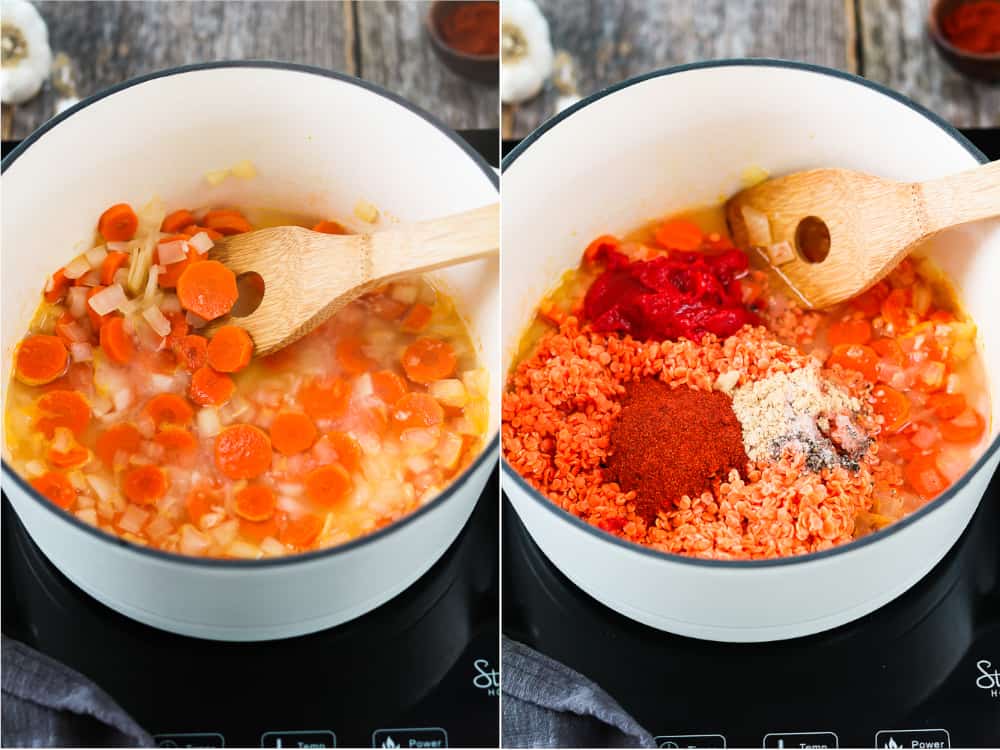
[5,201,488,558]
[504,209,991,559]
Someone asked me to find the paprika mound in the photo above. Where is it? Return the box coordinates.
[607,379,748,523]
[942,0,1000,55]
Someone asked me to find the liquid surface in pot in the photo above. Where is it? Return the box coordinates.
[4,200,488,558]
[504,206,991,560]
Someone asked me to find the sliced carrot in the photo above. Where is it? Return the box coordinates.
[401,303,433,333]
[154,426,198,462]
[270,412,317,455]
[401,337,456,383]
[324,431,362,473]
[164,312,190,349]
[654,219,703,251]
[54,312,80,347]
[930,310,956,324]
[239,515,279,543]
[161,209,196,234]
[45,268,70,303]
[100,316,135,364]
[207,325,253,372]
[927,392,967,420]
[828,318,872,347]
[99,251,129,286]
[176,260,238,320]
[47,428,90,469]
[872,338,905,366]
[233,485,276,521]
[31,471,76,509]
[939,408,986,444]
[312,220,350,234]
[583,234,621,263]
[98,203,138,242]
[904,452,948,500]
[871,384,910,433]
[850,281,889,316]
[305,463,352,508]
[392,392,445,430]
[214,423,272,479]
[36,390,90,438]
[371,370,408,405]
[123,465,169,505]
[299,377,350,420]
[370,296,408,321]
[203,209,252,236]
[279,513,323,548]
[911,359,947,392]
[96,423,142,467]
[181,224,224,242]
[15,334,68,385]
[826,344,878,381]
[175,334,209,372]
[142,393,194,428]
[189,365,235,406]
[881,288,913,332]
[185,487,221,524]
[86,286,112,330]
[156,237,195,289]
[336,336,376,375]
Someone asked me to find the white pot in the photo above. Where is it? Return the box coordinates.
[501,60,1000,642]
[1,62,500,641]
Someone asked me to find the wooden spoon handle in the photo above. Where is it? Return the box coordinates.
[919,159,1000,234]
[369,203,499,280]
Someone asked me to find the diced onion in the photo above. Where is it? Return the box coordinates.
[429,379,467,408]
[91,393,113,416]
[145,515,174,542]
[150,373,176,392]
[85,245,108,267]
[179,525,212,556]
[436,431,463,470]
[112,387,133,413]
[211,519,239,547]
[276,496,309,515]
[189,232,214,255]
[160,293,182,313]
[354,373,374,399]
[227,540,260,559]
[400,427,440,455]
[70,342,93,362]
[741,205,772,247]
[68,471,88,491]
[405,454,432,474]
[62,320,89,343]
[186,311,207,328]
[143,305,172,337]
[260,537,287,557]
[119,504,150,534]
[63,256,91,279]
[113,268,130,287]
[88,283,128,316]
[461,369,489,398]
[86,474,117,503]
[75,508,99,526]
[390,283,418,305]
[25,460,47,478]
[77,269,101,287]
[67,286,88,319]
[276,482,304,497]
[157,239,188,265]
[106,241,131,252]
[196,408,222,438]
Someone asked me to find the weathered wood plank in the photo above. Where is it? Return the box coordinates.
[505,0,851,139]
[357,0,498,130]
[860,0,1000,129]
[8,1,353,139]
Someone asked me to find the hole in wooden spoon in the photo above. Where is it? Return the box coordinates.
[230,272,264,318]
[795,216,831,263]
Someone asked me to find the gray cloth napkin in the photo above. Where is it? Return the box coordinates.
[2,636,154,748]
[502,637,656,749]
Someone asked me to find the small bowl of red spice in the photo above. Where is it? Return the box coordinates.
[929,0,1000,82]
[427,1,499,84]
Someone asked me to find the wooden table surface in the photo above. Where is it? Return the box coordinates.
[504,0,1000,139]
[3,0,498,140]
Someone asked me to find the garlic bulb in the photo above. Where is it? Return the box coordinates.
[1,0,52,104]
[501,0,553,104]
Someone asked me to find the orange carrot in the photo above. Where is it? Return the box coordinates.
[872,338,905,367]
[401,337,456,383]
[392,392,445,430]
[239,516,279,543]
[164,312,190,349]
[299,377,350,420]
[156,236,195,288]
[270,412,317,455]
[185,487,221,524]
[176,260,238,320]
[214,424,272,479]
[583,235,621,263]
[335,335,376,375]
[325,431,361,473]
[400,303,433,333]
[161,209,196,234]
[828,319,872,347]
[279,513,323,548]
[181,224,224,242]
[15,334,68,385]
[46,428,90,469]
[233,485,276,521]
[100,316,135,364]
[98,203,138,242]
[371,370,408,405]
[96,423,142,467]
[175,334,208,371]
[203,209,252,236]
[45,268,70,303]
[826,344,879,381]
[939,408,985,444]
[881,288,913,332]
[207,325,253,372]
[86,286,112,330]
[189,365,235,406]
[31,471,76,509]
[305,463,352,508]
[36,390,90,438]
[654,219,703,251]
[99,251,129,285]
[904,452,947,500]
[871,385,910,433]
[154,426,198,462]
[927,392,967,420]
[142,393,194,428]
[123,465,169,505]
[312,220,350,234]
[850,281,889,316]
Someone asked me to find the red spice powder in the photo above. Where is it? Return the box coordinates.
[607,380,748,523]
[942,0,1000,54]
[438,1,499,56]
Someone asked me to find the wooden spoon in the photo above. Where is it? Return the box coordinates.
[725,161,1000,308]
[204,203,498,356]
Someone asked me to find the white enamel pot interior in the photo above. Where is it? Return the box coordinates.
[501,60,1000,643]
[1,62,500,642]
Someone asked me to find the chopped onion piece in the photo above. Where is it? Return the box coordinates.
[85,244,108,267]
[188,231,214,255]
[63,256,91,279]
[77,269,101,287]
[145,515,174,542]
[157,239,188,265]
[741,205,772,247]
[196,408,222,438]
[260,537,287,557]
[106,241,132,253]
[70,342,93,362]
[211,519,239,548]
[91,393,113,416]
[62,320,89,342]
[436,430,463,470]
[179,525,212,556]
[429,379,467,408]
[67,286,88,318]
[76,508,99,526]
[400,427,440,455]
[143,305,172,336]
[88,283,128,316]
[150,373,176,392]
[86,474,117,503]
[227,540,260,559]
[112,387,133,412]
[186,311,207,328]
[25,460,47,478]
[461,369,489,398]
[390,283,418,305]
[119,504,150,534]
[113,268,130,287]
[160,293,182,313]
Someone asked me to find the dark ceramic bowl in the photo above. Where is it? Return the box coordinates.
[928,0,1000,82]
[426,1,499,85]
